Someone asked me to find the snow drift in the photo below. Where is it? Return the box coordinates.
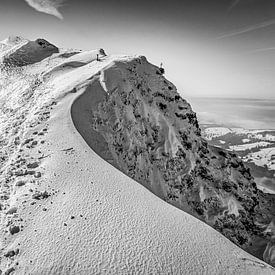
[0,37,274,274]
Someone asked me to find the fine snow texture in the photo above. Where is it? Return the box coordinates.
[0,38,274,274]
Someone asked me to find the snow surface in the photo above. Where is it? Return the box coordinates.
[250,133,275,142]
[204,127,233,140]
[257,183,275,195]
[0,40,274,274]
[229,141,272,152]
[243,147,275,171]
[204,127,275,141]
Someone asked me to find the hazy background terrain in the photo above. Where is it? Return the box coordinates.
[189,97,275,129]
[190,97,275,195]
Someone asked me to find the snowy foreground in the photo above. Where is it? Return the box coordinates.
[0,37,274,274]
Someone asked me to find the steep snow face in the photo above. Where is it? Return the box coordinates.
[42,49,106,80]
[0,38,275,273]
[71,57,275,267]
[1,38,59,67]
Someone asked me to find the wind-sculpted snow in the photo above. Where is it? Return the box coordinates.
[0,37,274,273]
[1,38,58,67]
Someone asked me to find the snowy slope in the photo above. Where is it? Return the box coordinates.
[0,38,274,274]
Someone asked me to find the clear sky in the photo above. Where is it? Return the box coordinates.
[1,0,275,99]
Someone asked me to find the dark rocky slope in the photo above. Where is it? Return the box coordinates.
[72,56,275,267]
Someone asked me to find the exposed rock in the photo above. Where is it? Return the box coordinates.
[6,207,17,215]
[26,162,39,169]
[9,225,20,235]
[4,249,19,258]
[32,191,50,200]
[15,180,26,187]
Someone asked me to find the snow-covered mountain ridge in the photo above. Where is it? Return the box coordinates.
[0,37,274,274]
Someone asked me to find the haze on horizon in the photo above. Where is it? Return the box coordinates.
[1,0,275,99]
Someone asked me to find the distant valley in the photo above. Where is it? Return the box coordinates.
[188,97,275,194]
[201,126,275,194]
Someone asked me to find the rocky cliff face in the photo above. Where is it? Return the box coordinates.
[78,57,275,266]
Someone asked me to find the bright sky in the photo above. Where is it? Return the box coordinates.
[1,0,275,99]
